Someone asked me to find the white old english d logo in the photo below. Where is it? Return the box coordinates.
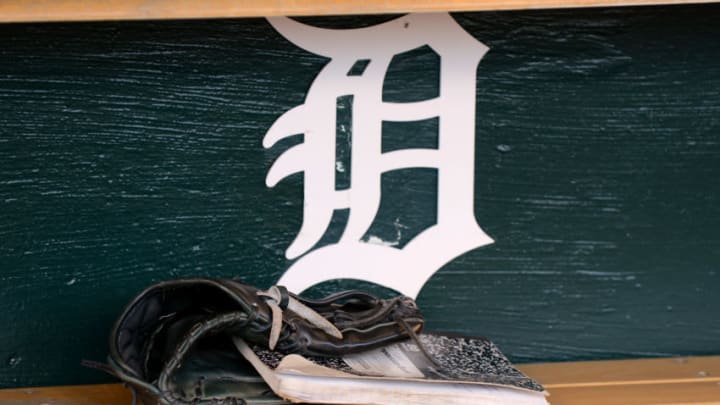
[264,13,493,298]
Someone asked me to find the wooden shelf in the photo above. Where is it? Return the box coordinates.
[521,356,720,405]
[2,356,719,404]
[1,0,719,23]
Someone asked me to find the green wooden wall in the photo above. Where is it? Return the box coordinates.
[1,4,719,389]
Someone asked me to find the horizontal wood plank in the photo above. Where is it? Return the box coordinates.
[543,382,720,405]
[1,356,719,405]
[518,356,720,404]
[1,0,719,23]
[518,355,720,387]
[0,383,134,405]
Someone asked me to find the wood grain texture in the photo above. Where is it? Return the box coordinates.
[521,357,720,405]
[2,356,720,404]
[543,383,720,405]
[518,356,720,405]
[1,5,719,389]
[2,383,716,404]
[0,383,134,405]
[519,356,720,386]
[1,0,720,22]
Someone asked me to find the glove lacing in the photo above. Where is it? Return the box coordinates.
[257,285,343,350]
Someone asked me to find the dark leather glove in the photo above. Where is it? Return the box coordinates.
[95,278,424,405]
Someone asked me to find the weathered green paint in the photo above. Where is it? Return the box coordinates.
[1,5,719,389]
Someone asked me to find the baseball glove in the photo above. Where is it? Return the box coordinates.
[90,278,424,405]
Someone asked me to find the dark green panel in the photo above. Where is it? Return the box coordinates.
[1,5,719,389]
